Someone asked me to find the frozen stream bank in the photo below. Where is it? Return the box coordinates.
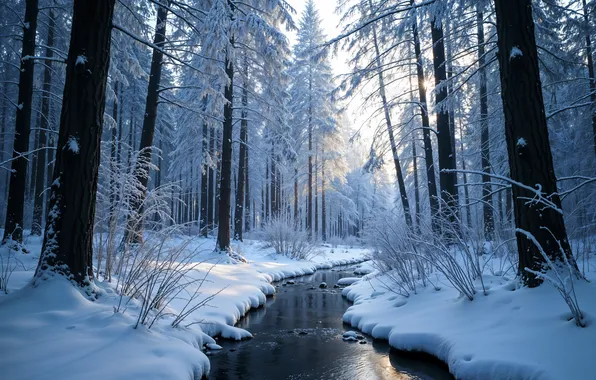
[207,268,453,379]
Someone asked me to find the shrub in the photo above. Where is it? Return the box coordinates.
[263,218,315,260]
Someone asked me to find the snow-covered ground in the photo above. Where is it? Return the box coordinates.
[342,257,596,380]
[0,234,370,380]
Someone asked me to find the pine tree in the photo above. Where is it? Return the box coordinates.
[35,0,116,287]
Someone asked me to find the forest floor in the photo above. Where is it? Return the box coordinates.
[0,232,370,380]
[342,253,596,380]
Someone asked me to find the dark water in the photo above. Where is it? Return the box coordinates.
[207,268,453,380]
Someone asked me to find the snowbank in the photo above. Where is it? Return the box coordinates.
[0,234,370,380]
[342,268,596,380]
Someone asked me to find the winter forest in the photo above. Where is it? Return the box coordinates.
[1,0,596,379]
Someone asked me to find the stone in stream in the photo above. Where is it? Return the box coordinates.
[359,340,367,345]
[286,280,296,285]
[319,282,327,289]
[333,284,341,288]
[298,331,308,335]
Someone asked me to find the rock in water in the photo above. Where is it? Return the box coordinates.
[319,282,327,289]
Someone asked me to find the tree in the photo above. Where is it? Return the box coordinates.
[234,59,249,241]
[123,1,170,244]
[34,0,116,286]
[289,0,336,239]
[429,9,459,231]
[3,0,39,244]
[477,6,494,240]
[493,0,578,286]
[31,6,56,236]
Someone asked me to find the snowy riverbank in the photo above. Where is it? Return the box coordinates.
[341,260,596,380]
[0,234,370,380]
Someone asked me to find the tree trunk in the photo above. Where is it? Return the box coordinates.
[307,88,313,237]
[244,138,250,233]
[234,68,248,241]
[265,158,269,221]
[493,0,578,286]
[1,68,9,209]
[459,121,472,227]
[294,168,299,225]
[207,126,215,231]
[35,0,115,286]
[108,81,119,229]
[3,0,39,244]
[368,0,412,228]
[321,152,327,241]
[314,151,318,237]
[477,9,494,240]
[430,16,459,231]
[581,0,596,158]
[411,9,439,232]
[200,120,209,236]
[216,53,234,251]
[125,1,169,243]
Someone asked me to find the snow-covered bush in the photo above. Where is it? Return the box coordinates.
[365,211,426,297]
[0,244,21,294]
[95,143,180,282]
[519,228,585,327]
[263,218,315,260]
[114,233,213,329]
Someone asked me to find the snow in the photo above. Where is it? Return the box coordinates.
[510,46,523,61]
[67,136,80,153]
[341,257,596,380]
[75,55,87,66]
[517,137,528,147]
[0,234,370,380]
[336,277,360,286]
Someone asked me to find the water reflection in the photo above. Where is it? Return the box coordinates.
[207,268,453,380]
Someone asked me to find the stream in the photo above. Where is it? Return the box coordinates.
[207,267,453,379]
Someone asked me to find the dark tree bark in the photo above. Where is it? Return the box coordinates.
[294,168,299,225]
[234,68,248,241]
[430,16,459,231]
[244,138,250,233]
[477,9,494,240]
[216,54,234,251]
[29,114,41,201]
[494,0,578,287]
[411,8,439,231]
[581,0,596,158]
[125,1,169,243]
[108,82,119,226]
[321,151,327,241]
[265,158,269,221]
[368,0,412,229]
[207,126,215,231]
[459,122,472,227]
[307,89,313,237]
[32,7,55,236]
[200,121,209,236]
[3,0,39,244]
[1,68,9,207]
[34,0,116,286]
[314,152,318,236]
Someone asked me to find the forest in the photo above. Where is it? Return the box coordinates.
[1,0,596,379]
